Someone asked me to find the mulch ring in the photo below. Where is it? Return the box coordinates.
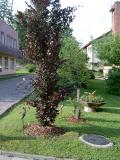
[25,124,65,137]
[68,116,86,124]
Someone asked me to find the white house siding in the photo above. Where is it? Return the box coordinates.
[0,54,16,75]
[103,66,112,78]
[86,45,100,70]
[0,20,20,75]
[0,20,19,49]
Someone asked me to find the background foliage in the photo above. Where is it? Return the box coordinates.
[58,35,89,88]
[0,0,13,25]
[93,34,120,66]
[14,17,26,49]
[25,63,36,73]
[106,68,120,96]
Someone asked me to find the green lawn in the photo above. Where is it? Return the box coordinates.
[16,68,29,74]
[0,80,120,160]
[0,73,30,81]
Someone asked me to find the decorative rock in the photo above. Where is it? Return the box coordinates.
[79,134,113,148]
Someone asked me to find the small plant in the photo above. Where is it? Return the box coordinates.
[19,107,27,131]
[80,91,104,104]
[25,64,36,73]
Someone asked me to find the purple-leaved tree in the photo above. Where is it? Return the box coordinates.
[16,0,75,126]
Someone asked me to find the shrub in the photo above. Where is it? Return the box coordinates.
[106,68,120,96]
[25,64,36,73]
[88,70,95,79]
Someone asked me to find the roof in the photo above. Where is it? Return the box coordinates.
[0,19,16,31]
[83,30,111,49]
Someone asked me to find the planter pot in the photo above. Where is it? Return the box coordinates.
[80,100,105,112]
[84,106,95,112]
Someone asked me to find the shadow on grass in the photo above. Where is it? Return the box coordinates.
[102,107,120,114]
[64,123,120,138]
[86,117,120,123]
[90,106,120,114]
[0,135,36,141]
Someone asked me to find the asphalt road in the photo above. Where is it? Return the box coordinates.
[0,75,33,115]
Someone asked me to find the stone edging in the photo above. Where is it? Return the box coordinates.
[0,150,73,160]
[79,135,113,148]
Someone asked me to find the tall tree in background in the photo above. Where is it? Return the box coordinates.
[0,0,13,25]
[17,0,75,126]
[14,17,26,49]
[59,35,89,88]
[93,34,120,66]
[59,34,89,120]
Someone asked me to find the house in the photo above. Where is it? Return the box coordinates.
[83,1,120,71]
[0,20,20,75]
[83,31,111,71]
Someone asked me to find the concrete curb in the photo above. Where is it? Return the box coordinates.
[0,93,31,118]
[0,150,73,160]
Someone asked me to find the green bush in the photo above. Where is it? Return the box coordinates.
[106,68,120,96]
[88,70,95,79]
[25,64,36,73]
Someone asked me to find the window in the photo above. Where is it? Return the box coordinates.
[5,57,8,69]
[10,58,14,70]
[7,35,10,48]
[13,39,17,49]
[0,56,2,72]
[10,37,13,48]
[1,32,5,45]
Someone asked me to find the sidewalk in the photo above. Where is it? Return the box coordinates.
[0,151,73,160]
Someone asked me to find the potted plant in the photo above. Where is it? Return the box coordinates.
[80,91,105,112]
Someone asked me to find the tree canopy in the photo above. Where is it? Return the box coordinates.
[14,17,26,49]
[0,0,13,25]
[58,35,89,88]
[93,34,120,66]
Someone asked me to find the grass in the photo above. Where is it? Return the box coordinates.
[16,68,29,74]
[0,74,26,81]
[0,66,29,81]
[0,80,120,160]
[0,72,31,81]
[94,71,103,78]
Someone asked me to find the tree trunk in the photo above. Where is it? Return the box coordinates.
[74,88,81,120]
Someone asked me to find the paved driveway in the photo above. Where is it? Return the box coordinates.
[0,75,33,116]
